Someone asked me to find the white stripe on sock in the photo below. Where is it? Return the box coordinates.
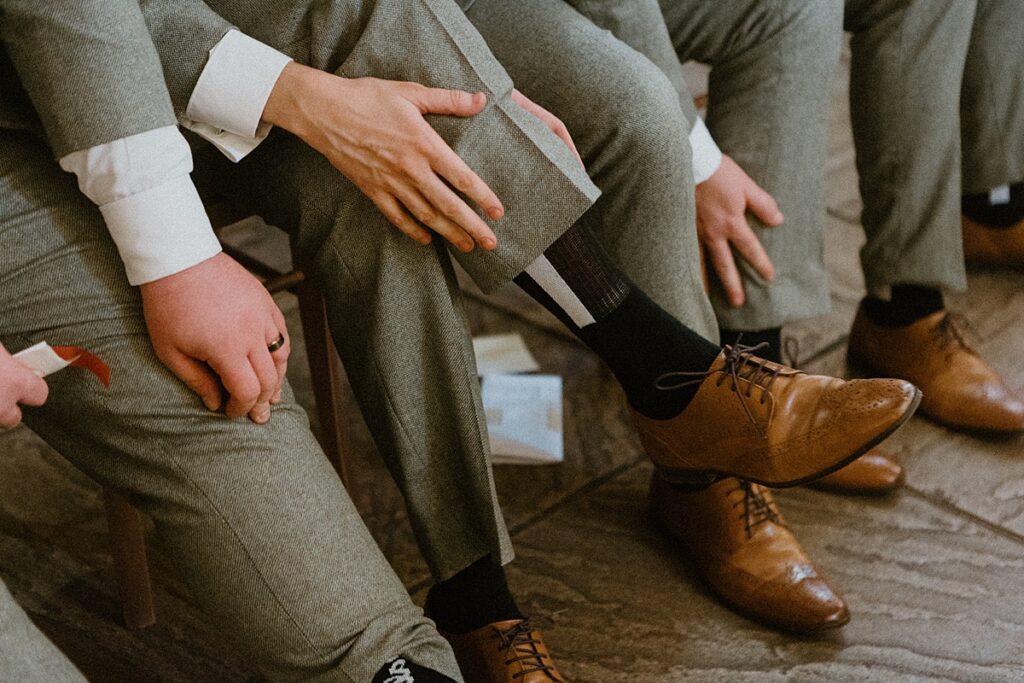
[990,184,1011,205]
[524,254,597,327]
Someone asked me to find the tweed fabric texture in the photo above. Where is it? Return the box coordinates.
[0,131,461,683]
[570,0,842,330]
[467,0,718,341]
[844,0,975,296]
[0,0,175,156]
[961,0,1024,194]
[0,580,86,682]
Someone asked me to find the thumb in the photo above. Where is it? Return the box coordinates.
[746,182,784,227]
[162,350,223,412]
[414,86,487,117]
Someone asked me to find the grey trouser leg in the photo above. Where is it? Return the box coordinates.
[961,0,1024,193]
[465,0,719,340]
[200,0,618,582]
[572,0,843,330]
[0,132,460,683]
[0,581,86,683]
[845,0,976,295]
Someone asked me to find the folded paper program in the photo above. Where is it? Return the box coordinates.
[13,341,111,386]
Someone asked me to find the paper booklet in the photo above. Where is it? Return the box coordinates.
[472,334,563,465]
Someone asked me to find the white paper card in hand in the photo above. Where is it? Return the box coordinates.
[481,374,563,465]
[472,334,540,376]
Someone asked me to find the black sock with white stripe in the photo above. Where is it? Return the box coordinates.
[963,182,1024,229]
[513,215,721,420]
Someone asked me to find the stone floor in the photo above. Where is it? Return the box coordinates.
[3,59,1024,682]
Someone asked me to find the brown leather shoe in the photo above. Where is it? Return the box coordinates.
[632,345,920,487]
[441,619,565,682]
[807,449,905,496]
[651,475,849,633]
[963,214,1024,267]
[848,305,1024,432]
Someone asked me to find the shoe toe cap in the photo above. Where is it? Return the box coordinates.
[761,576,850,633]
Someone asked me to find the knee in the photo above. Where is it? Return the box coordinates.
[599,52,692,166]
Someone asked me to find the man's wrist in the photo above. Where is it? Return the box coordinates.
[262,62,324,140]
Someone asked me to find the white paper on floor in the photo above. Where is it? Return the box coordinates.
[480,373,564,465]
[471,333,541,375]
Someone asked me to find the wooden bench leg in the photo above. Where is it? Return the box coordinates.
[296,278,353,490]
[102,488,156,629]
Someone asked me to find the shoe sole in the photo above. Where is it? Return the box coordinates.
[655,387,923,489]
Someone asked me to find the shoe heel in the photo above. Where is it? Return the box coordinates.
[654,467,721,486]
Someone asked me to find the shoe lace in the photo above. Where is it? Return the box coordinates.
[654,342,784,437]
[494,619,558,680]
[729,480,784,538]
[929,312,975,354]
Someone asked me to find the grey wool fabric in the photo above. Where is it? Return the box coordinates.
[0,580,86,683]
[577,0,1021,330]
[1,0,469,679]
[152,0,719,582]
[2,0,723,678]
[961,0,1024,194]
[567,0,842,331]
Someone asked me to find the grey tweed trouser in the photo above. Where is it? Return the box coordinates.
[0,130,460,683]
[567,0,843,330]
[189,0,718,589]
[0,580,85,683]
[575,0,989,329]
[961,0,1024,194]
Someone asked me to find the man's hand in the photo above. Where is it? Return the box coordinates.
[140,253,289,424]
[695,154,784,307]
[263,63,504,253]
[0,343,49,428]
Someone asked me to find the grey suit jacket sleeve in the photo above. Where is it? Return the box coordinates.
[138,0,235,116]
[0,0,177,157]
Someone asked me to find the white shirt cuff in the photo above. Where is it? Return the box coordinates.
[181,29,292,162]
[99,175,222,285]
[60,126,223,285]
[690,117,723,184]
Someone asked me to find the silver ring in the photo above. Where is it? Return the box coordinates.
[267,333,286,354]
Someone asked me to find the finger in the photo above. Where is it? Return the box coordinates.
[17,372,48,407]
[423,128,504,220]
[207,354,262,418]
[708,239,745,307]
[730,220,776,282]
[412,86,487,118]
[162,349,223,412]
[372,193,434,245]
[0,406,22,429]
[415,170,497,250]
[272,385,283,405]
[395,186,476,252]
[746,183,784,226]
[248,347,278,425]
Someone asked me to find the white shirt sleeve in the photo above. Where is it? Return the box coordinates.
[179,29,293,162]
[59,126,222,285]
[690,117,723,185]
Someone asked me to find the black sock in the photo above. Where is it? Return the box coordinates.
[862,285,944,328]
[424,556,523,635]
[372,658,457,683]
[963,182,1024,229]
[719,327,783,364]
[514,219,722,420]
